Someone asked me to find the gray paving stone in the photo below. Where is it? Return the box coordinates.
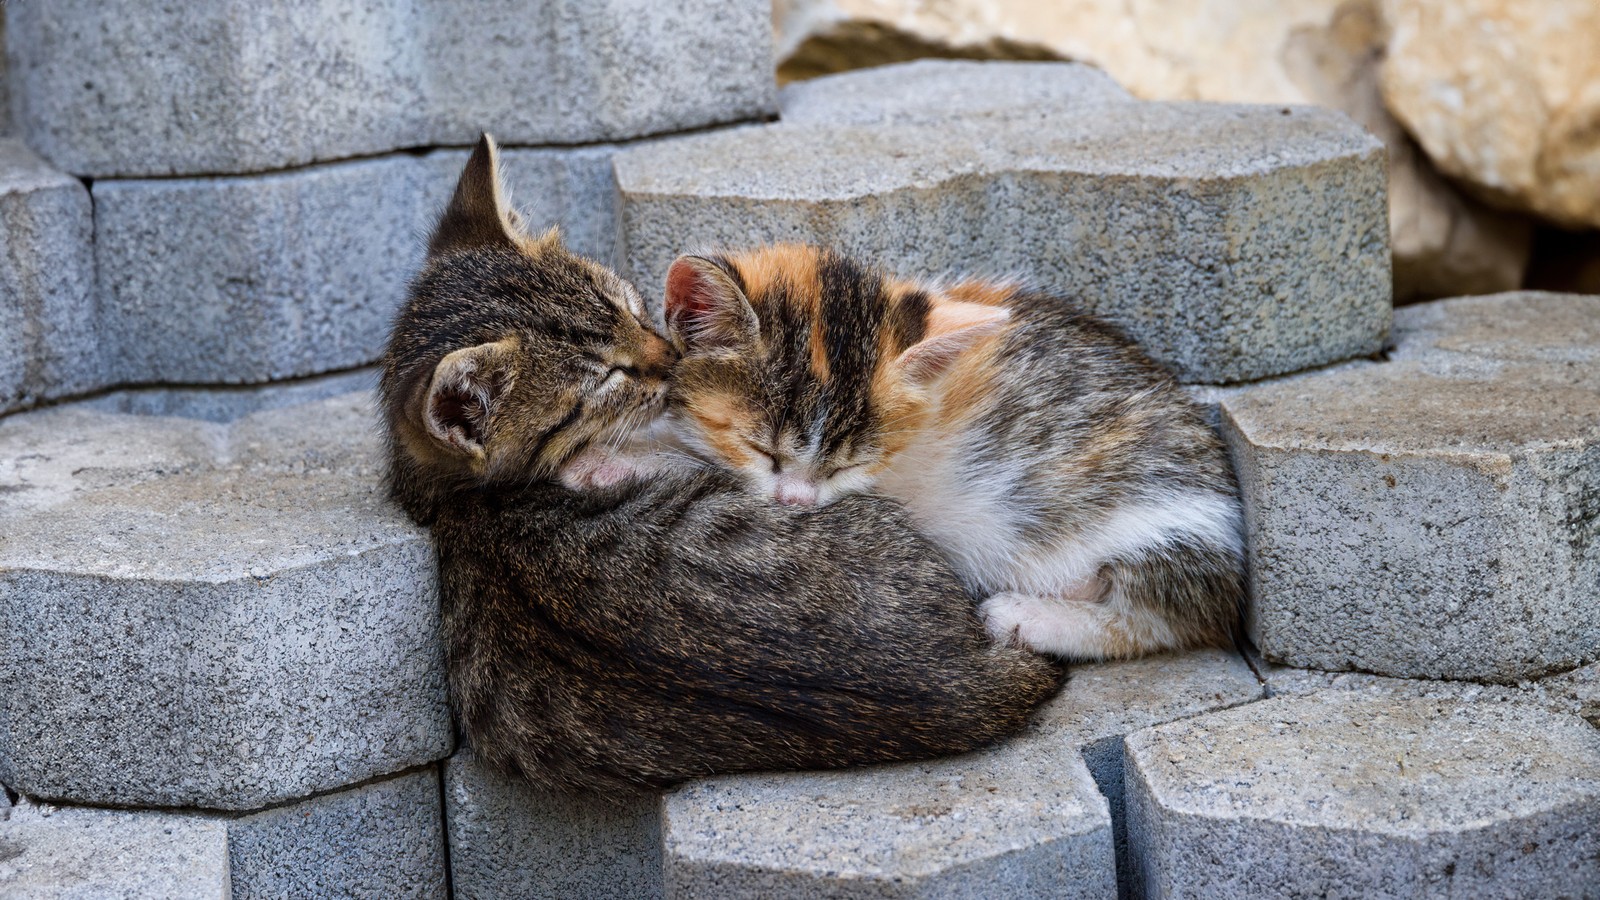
[443,750,662,900]
[0,140,98,414]
[615,61,1390,384]
[1124,691,1600,899]
[223,768,445,900]
[0,799,232,899]
[92,154,433,386]
[0,389,451,809]
[1262,660,1600,728]
[1032,650,1263,898]
[7,0,774,177]
[663,732,1114,899]
[778,59,1131,126]
[1220,292,1600,682]
[660,651,1258,899]
[90,145,627,387]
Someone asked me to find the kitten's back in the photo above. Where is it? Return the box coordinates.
[437,471,1063,794]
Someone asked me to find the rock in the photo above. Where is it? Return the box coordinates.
[617,62,1390,384]
[442,750,662,900]
[1219,292,1600,682]
[0,140,98,415]
[663,733,1115,899]
[221,768,446,900]
[1124,692,1600,898]
[1379,0,1600,229]
[774,0,1532,301]
[7,0,774,177]
[0,800,232,899]
[90,144,625,388]
[0,387,452,809]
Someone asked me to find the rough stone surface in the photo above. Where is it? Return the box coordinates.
[779,58,1131,125]
[0,389,451,809]
[661,651,1257,899]
[774,2,1531,301]
[444,750,661,900]
[7,0,775,177]
[1034,650,1263,897]
[1381,0,1600,228]
[90,145,625,388]
[1220,292,1600,681]
[618,62,1390,383]
[0,800,232,899]
[1262,660,1600,728]
[0,140,98,414]
[664,732,1114,899]
[222,768,446,900]
[1124,692,1600,898]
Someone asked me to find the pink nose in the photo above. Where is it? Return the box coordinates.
[774,478,819,507]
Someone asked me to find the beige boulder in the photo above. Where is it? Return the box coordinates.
[775,0,1533,300]
[1379,0,1600,229]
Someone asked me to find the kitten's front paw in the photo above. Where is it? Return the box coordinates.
[559,450,643,491]
[978,592,1057,651]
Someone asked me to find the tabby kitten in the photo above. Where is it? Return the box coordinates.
[663,245,1246,660]
[379,137,1062,794]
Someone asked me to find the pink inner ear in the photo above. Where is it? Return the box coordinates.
[897,302,1010,384]
[665,260,715,331]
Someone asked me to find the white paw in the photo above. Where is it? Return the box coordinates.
[978,592,1059,651]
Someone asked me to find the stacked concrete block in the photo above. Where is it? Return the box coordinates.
[0,800,232,899]
[1,769,445,898]
[0,140,97,414]
[443,750,662,900]
[0,390,451,809]
[1262,660,1600,729]
[614,60,1391,383]
[220,768,446,899]
[1124,692,1600,898]
[6,0,775,178]
[664,735,1115,899]
[655,651,1260,898]
[1220,292,1600,682]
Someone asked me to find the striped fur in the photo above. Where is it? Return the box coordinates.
[379,139,1064,795]
[665,245,1245,660]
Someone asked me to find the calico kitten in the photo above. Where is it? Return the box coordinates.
[379,137,1062,794]
[662,245,1246,660]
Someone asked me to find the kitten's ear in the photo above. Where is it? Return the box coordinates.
[896,301,1010,384]
[422,339,518,458]
[428,133,522,258]
[664,256,759,351]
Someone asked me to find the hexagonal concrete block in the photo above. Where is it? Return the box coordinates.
[7,0,774,177]
[91,154,433,386]
[0,800,232,899]
[1221,292,1600,682]
[0,140,98,414]
[91,145,627,388]
[1031,650,1263,896]
[1124,692,1600,898]
[615,60,1390,384]
[1,767,445,900]
[663,732,1115,899]
[222,767,446,900]
[443,750,662,900]
[0,388,451,809]
[778,59,1132,127]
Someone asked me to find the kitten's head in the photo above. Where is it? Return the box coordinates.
[663,245,1006,507]
[380,134,676,522]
